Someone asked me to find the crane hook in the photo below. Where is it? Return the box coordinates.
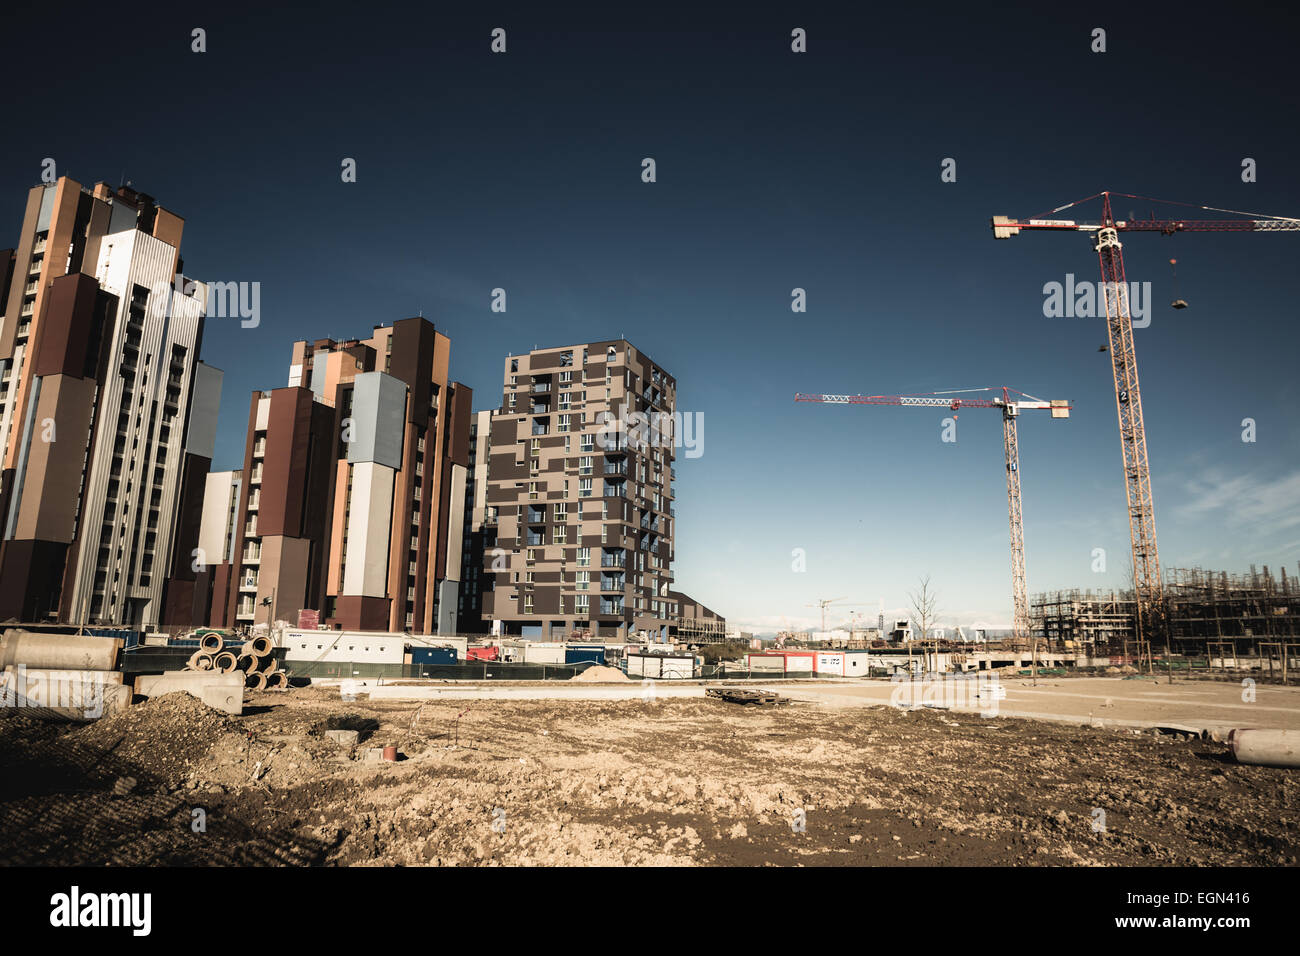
[1169,258,1188,309]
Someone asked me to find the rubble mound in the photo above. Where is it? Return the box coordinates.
[68,691,240,787]
[570,665,631,683]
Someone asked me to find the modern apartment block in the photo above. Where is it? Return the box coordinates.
[203,317,472,633]
[0,177,221,626]
[479,340,679,640]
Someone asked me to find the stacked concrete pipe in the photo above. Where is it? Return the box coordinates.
[187,632,287,690]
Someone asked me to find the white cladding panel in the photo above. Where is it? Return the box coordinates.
[197,471,238,563]
[342,461,394,597]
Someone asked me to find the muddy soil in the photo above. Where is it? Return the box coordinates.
[1,688,1296,866]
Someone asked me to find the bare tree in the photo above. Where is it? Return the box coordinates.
[907,575,941,674]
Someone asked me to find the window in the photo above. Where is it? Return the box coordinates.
[580,478,592,498]
[576,570,589,591]
[579,456,593,475]
[581,435,594,453]
[554,525,567,545]
[529,482,539,500]
[576,594,589,613]
[577,547,590,567]
[558,414,570,433]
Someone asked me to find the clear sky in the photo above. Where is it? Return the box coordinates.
[4,3,1298,634]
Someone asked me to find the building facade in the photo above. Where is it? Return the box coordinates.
[479,340,678,641]
[0,177,221,626]
[456,408,496,632]
[203,317,472,633]
[669,590,726,642]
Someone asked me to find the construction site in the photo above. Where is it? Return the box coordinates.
[1034,566,1300,669]
[4,183,1300,872]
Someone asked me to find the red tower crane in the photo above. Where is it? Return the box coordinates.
[794,387,1070,646]
[991,191,1300,665]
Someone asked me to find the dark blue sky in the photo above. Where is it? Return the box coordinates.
[4,3,1299,631]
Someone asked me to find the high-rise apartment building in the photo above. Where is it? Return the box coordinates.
[0,177,221,626]
[479,340,678,640]
[203,317,472,633]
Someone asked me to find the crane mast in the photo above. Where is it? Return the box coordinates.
[1094,195,1161,667]
[795,387,1069,649]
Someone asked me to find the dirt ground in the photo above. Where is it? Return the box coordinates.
[1,686,1297,866]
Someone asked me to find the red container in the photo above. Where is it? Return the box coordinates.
[382,745,398,762]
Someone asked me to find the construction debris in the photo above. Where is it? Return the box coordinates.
[706,687,790,707]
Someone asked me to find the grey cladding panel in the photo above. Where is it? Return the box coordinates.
[185,362,223,457]
[348,371,407,470]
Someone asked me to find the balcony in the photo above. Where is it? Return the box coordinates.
[531,382,551,394]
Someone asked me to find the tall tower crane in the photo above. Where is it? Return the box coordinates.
[992,191,1300,664]
[804,597,866,637]
[794,387,1070,645]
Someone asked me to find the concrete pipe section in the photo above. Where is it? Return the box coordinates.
[1230,729,1300,768]
[241,637,272,658]
[244,671,268,691]
[0,630,121,671]
[198,632,224,654]
[213,652,239,674]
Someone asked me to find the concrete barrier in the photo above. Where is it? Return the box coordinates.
[136,670,242,695]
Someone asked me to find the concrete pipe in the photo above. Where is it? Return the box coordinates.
[259,658,279,675]
[213,651,239,674]
[265,671,289,690]
[0,630,121,672]
[244,671,267,691]
[5,666,124,685]
[235,654,256,673]
[241,636,273,659]
[187,651,211,671]
[1230,728,1300,768]
[0,670,132,721]
[198,632,224,655]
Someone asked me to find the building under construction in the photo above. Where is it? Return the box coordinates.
[1032,565,1300,660]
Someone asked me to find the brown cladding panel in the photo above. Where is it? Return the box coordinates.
[333,595,391,631]
[0,539,69,622]
[446,382,472,467]
[15,375,97,543]
[387,317,436,422]
[259,388,314,537]
[32,273,99,377]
